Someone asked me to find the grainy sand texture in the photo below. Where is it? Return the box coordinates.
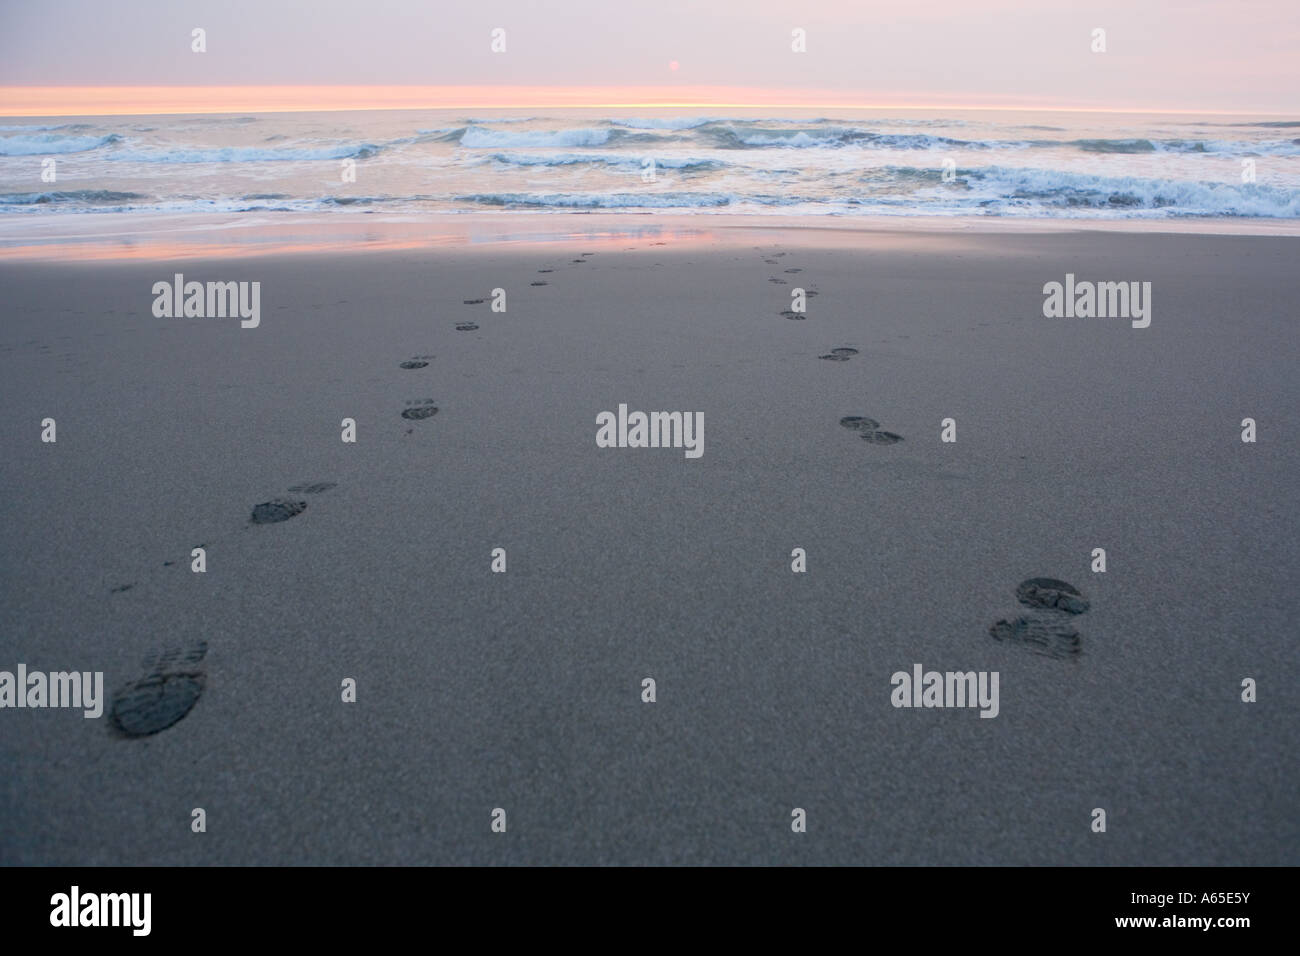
[1,222,1297,864]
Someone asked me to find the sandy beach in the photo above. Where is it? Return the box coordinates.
[1,220,1297,865]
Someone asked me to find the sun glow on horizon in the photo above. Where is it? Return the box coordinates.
[1,86,1292,118]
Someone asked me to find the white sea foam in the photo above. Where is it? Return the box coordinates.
[2,112,1296,221]
[458,126,613,148]
[0,133,121,155]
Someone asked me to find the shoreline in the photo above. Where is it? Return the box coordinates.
[3,210,1300,262]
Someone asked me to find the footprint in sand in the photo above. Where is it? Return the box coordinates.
[764,259,778,264]
[839,415,904,444]
[780,310,806,321]
[784,268,803,273]
[538,269,553,273]
[987,577,1089,659]
[251,481,337,523]
[250,498,308,524]
[768,277,788,284]
[109,641,208,738]
[839,416,880,431]
[463,298,485,305]
[112,484,335,594]
[819,347,859,362]
[530,281,548,286]
[455,322,479,331]
[399,358,429,369]
[860,430,904,444]
[1015,577,1091,614]
[401,399,438,421]
[286,481,337,495]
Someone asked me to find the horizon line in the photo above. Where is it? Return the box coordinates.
[1,86,1294,118]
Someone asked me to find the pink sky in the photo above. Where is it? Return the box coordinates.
[1,0,1296,114]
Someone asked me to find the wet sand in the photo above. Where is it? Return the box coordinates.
[1,223,1297,864]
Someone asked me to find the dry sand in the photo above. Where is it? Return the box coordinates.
[1,222,1297,864]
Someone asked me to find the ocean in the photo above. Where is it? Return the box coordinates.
[2,107,1298,221]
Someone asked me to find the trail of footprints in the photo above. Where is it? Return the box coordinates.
[106,479,341,732]
[760,247,901,443]
[108,309,450,731]
[107,249,597,737]
[768,239,1092,663]
[105,243,1091,749]
[109,250,578,737]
